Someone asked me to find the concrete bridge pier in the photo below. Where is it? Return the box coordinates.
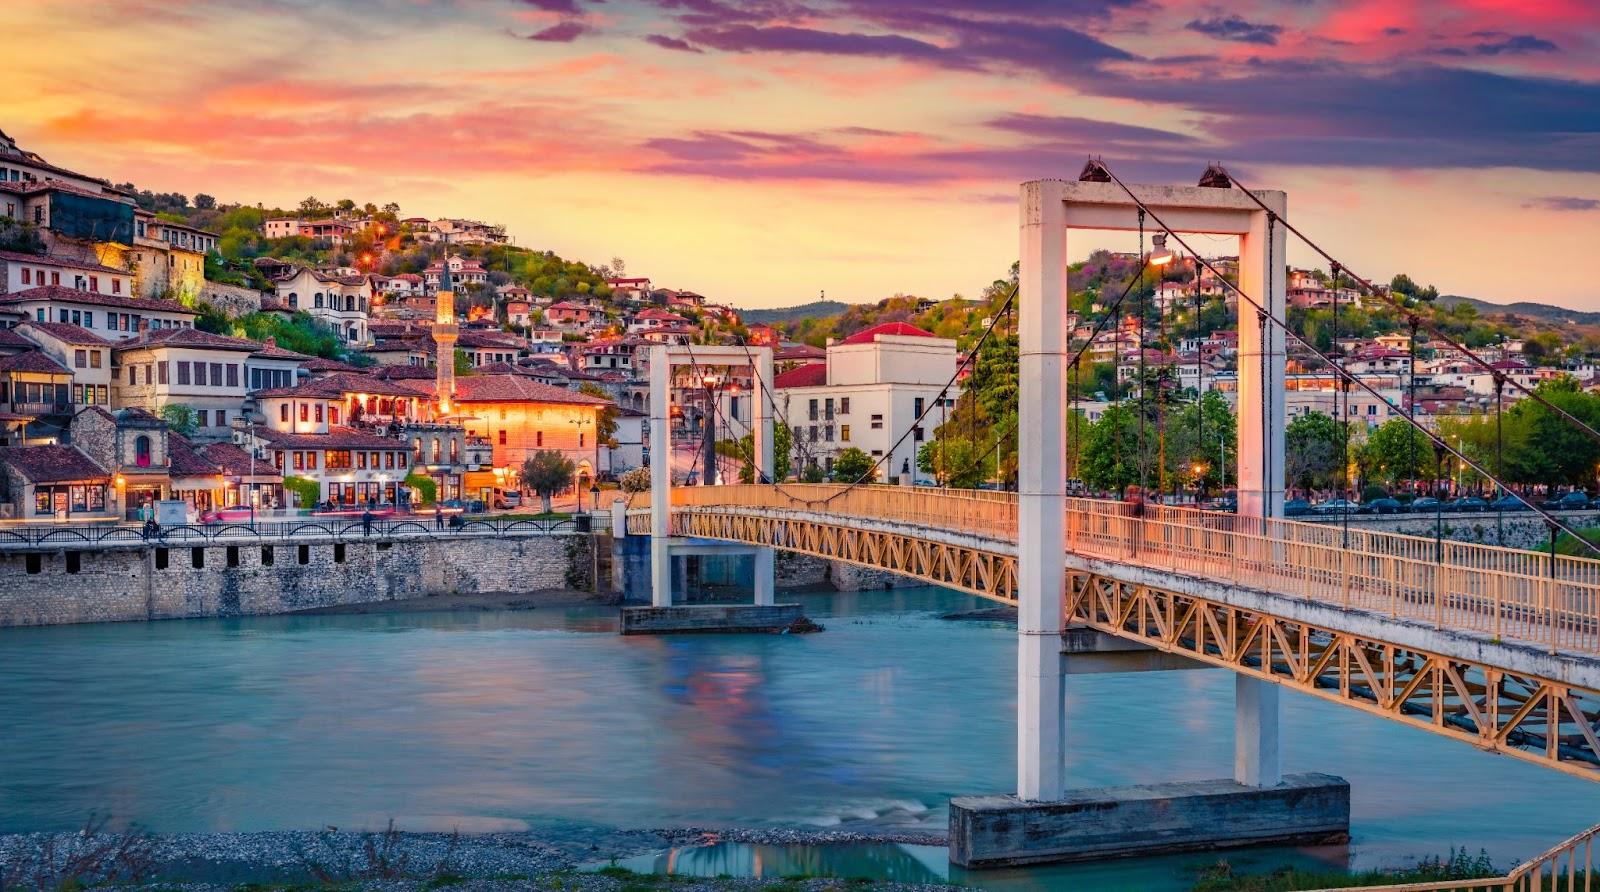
[620,344,798,634]
[948,178,1347,869]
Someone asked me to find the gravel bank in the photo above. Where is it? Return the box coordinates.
[0,826,953,889]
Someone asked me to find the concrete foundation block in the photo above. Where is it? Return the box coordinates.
[949,772,1349,868]
[619,603,807,635]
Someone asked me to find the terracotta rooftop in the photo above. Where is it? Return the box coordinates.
[0,285,196,315]
[0,350,70,374]
[113,327,265,353]
[0,250,127,276]
[407,374,612,406]
[19,321,113,346]
[200,442,282,480]
[774,363,827,388]
[167,434,223,478]
[840,322,935,345]
[0,444,107,483]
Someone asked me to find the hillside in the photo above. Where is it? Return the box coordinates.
[1437,294,1600,327]
[741,300,853,325]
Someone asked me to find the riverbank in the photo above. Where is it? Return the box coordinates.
[289,588,617,615]
[0,826,951,890]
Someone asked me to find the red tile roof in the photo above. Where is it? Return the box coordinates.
[18,321,112,346]
[408,373,612,406]
[167,434,223,478]
[0,350,70,374]
[112,327,262,353]
[0,327,39,349]
[0,444,107,483]
[200,442,282,480]
[774,363,827,388]
[0,285,196,315]
[840,322,935,345]
[0,250,127,276]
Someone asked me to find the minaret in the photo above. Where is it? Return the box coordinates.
[434,244,458,415]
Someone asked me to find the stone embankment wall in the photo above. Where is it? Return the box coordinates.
[1303,511,1600,551]
[0,534,593,628]
[197,281,265,317]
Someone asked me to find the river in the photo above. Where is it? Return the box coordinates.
[1,587,1594,885]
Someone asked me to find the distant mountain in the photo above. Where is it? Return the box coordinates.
[740,300,853,325]
[1437,294,1600,326]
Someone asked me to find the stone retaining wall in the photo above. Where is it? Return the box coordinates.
[0,534,592,628]
[1304,511,1600,551]
[197,280,265,317]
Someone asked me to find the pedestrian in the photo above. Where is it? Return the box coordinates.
[435,509,445,531]
[141,517,156,541]
[362,508,374,537]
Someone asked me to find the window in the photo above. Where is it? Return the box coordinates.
[50,271,59,285]
[314,403,323,423]
[840,424,851,442]
[194,362,207,386]
[913,426,925,442]
[398,453,407,468]
[134,435,152,468]
[112,280,121,295]
[177,361,190,385]
[209,362,222,385]
[306,452,318,470]
[292,452,304,470]
[89,276,98,292]
[200,410,213,427]
[74,349,86,369]
[809,425,818,442]
[216,410,226,427]
[20,268,29,285]
[825,398,834,420]
[300,403,309,422]
[870,413,883,430]
[280,403,289,422]
[156,360,166,382]
[498,430,507,445]
[73,384,83,404]
[535,431,543,447]
[329,406,339,425]
[226,364,238,387]
[127,365,136,385]
[90,351,101,369]
[914,397,925,417]
[840,397,850,415]
[808,399,818,421]
[579,432,585,448]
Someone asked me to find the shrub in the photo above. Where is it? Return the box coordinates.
[403,472,436,506]
[283,475,321,508]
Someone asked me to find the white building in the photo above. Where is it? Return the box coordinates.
[773,322,958,481]
[0,285,196,339]
[271,267,373,345]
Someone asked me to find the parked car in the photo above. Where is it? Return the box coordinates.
[1361,498,1404,515]
[492,489,523,510]
[1491,494,1532,511]
[1313,498,1361,515]
[1453,496,1489,513]
[1283,499,1311,517]
[1544,491,1590,511]
[1410,497,1448,513]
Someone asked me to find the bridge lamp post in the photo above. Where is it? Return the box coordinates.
[701,373,721,486]
[1191,461,1208,504]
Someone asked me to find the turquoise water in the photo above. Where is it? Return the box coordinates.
[0,587,1595,880]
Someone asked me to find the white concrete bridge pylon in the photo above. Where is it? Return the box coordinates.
[647,344,776,608]
[1017,179,1288,801]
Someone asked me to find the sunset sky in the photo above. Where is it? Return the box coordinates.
[9,0,1600,309]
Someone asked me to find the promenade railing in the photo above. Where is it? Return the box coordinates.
[0,515,595,550]
[635,484,1600,655]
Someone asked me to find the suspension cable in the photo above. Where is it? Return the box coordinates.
[1087,158,1600,556]
[1219,166,1600,452]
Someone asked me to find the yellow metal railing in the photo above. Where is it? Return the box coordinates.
[631,484,1600,656]
[1306,821,1600,892]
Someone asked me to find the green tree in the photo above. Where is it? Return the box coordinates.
[830,447,875,483]
[1360,418,1434,490]
[284,475,322,508]
[402,472,436,506]
[159,404,198,436]
[1285,411,1347,494]
[1080,403,1144,494]
[520,450,576,515]
[578,383,619,447]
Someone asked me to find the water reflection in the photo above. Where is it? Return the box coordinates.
[0,587,1594,873]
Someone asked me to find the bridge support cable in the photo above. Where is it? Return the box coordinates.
[1218,167,1600,453]
[1086,158,1600,558]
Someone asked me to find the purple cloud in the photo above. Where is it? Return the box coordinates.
[1185,15,1284,46]
[519,0,585,12]
[1526,196,1600,211]
[682,24,958,65]
[646,33,702,52]
[987,113,1196,146]
[528,20,591,41]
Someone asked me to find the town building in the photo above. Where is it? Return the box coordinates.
[0,443,113,522]
[271,266,373,345]
[0,285,197,339]
[773,322,958,481]
[0,250,134,298]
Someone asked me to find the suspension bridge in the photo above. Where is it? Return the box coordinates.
[618,166,1600,876]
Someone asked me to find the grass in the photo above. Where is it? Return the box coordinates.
[1192,849,1499,892]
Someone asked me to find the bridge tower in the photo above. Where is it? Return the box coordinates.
[1016,178,1287,801]
[618,344,799,633]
